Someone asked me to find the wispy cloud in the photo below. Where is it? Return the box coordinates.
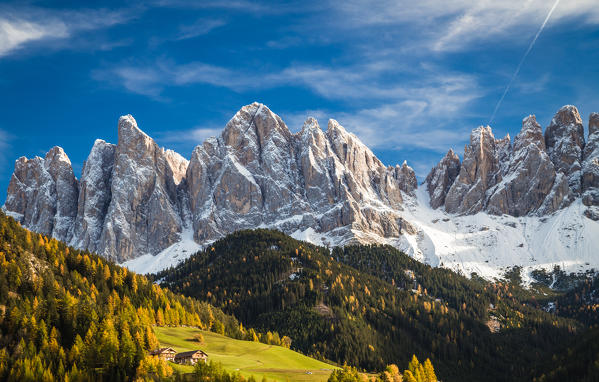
[325,77,481,153]
[0,17,67,57]
[98,57,482,153]
[0,128,12,168]
[0,5,136,58]
[96,59,404,100]
[157,126,223,145]
[148,0,309,15]
[328,0,599,52]
[176,19,226,40]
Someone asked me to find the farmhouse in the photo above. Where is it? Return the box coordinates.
[174,349,209,365]
[149,347,177,362]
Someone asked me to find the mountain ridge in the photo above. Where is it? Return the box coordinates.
[3,102,599,279]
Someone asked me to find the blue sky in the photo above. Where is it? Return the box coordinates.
[1,0,599,202]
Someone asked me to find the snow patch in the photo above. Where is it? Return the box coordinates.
[121,226,202,274]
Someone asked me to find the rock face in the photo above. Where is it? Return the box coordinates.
[71,140,115,252]
[444,126,505,214]
[187,103,416,246]
[4,147,78,239]
[4,103,598,264]
[3,103,417,262]
[582,113,599,218]
[425,149,460,209]
[97,115,187,260]
[427,105,597,217]
[545,105,585,194]
[486,115,569,216]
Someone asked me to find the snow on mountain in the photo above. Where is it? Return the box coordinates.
[2,103,598,281]
[400,186,599,284]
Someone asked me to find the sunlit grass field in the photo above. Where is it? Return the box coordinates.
[154,326,338,382]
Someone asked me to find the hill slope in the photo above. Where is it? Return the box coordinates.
[0,211,258,381]
[154,327,337,382]
[154,229,582,382]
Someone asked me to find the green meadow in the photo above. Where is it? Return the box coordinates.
[154,327,339,382]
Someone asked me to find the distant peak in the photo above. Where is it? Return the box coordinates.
[470,125,495,145]
[551,105,582,127]
[300,117,321,134]
[45,146,71,165]
[91,139,116,150]
[327,119,346,133]
[237,102,269,118]
[522,114,537,125]
[118,114,137,127]
[118,114,152,145]
[557,104,579,113]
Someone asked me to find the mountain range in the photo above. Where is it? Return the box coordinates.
[3,103,598,279]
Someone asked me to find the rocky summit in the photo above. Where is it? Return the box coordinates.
[3,103,599,278]
[427,105,599,219]
[3,103,417,262]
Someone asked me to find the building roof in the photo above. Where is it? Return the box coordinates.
[174,350,208,358]
[149,347,176,355]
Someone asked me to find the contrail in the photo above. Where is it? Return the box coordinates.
[488,0,561,125]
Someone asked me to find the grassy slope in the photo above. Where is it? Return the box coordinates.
[154,326,338,382]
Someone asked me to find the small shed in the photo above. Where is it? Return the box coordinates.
[174,350,208,365]
[149,347,177,362]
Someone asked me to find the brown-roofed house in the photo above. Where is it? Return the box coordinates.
[174,350,208,365]
[149,347,177,362]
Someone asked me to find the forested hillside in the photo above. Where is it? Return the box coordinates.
[0,211,255,381]
[155,229,584,382]
[1,209,595,382]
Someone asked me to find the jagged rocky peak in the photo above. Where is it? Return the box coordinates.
[298,117,327,150]
[582,113,599,215]
[545,105,585,194]
[44,147,80,242]
[185,102,418,247]
[4,146,78,240]
[222,102,292,157]
[3,102,422,265]
[164,149,189,185]
[428,105,598,218]
[2,113,192,262]
[98,115,186,261]
[118,114,150,145]
[395,161,418,196]
[426,149,461,209]
[444,126,504,214]
[514,115,545,152]
[71,139,116,251]
[486,115,568,217]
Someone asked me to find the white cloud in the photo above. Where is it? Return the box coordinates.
[159,127,223,144]
[100,56,482,154]
[0,18,67,56]
[0,6,135,58]
[176,19,226,40]
[329,0,599,52]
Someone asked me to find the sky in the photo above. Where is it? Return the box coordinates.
[1,0,599,202]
